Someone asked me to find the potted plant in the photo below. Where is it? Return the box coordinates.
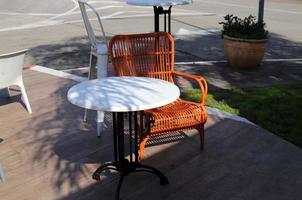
[219,14,268,68]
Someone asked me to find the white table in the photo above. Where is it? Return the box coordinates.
[127,0,192,33]
[67,76,180,200]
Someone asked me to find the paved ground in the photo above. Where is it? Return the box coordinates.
[0,0,301,71]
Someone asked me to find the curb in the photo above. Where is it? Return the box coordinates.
[206,106,255,126]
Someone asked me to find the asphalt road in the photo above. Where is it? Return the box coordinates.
[0,0,301,69]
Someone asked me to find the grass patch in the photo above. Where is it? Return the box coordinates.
[181,85,302,147]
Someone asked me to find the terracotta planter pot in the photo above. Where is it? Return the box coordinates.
[223,35,267,68]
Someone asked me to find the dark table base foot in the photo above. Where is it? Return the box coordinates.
[133,163,169,185]
[92,159,168,199]
[92,162,118,181]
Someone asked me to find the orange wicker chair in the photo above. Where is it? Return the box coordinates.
[109,32,208,160]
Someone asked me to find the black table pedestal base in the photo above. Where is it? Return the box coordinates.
[92,160,169,198]
[92,112,168,200]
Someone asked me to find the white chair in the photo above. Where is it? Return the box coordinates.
[78,0,108,137]
[0,49,32,114]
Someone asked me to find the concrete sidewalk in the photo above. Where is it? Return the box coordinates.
[63,59,302,91]
[174,60,302,90]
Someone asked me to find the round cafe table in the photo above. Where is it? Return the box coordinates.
[127,0,192,33]
[67,76,180,200]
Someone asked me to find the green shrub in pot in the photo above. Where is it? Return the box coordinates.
[219,14,269,68]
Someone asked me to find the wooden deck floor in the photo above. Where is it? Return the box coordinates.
[1,70,302,200]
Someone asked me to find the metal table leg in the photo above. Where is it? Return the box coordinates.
[92,112,168,200]
[153,6,172,33]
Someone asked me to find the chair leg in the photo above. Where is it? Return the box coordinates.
[19,83,32,114]
[96,111,105,138]
[83,52,97,122]
[88,52,97,80]
[6,87,10,97]
[0,161,5,182]
[139,136,149,161]
[197,125,205,150]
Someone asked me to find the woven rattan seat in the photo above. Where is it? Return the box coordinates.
[145,99,207,134]
[109,32,208,160]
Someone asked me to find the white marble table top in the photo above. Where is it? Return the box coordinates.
[127,0,192,7]
[67,77,180,112]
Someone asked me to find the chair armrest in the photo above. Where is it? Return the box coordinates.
[173,71,208,105]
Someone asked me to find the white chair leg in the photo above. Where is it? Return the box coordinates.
[96,111,105,138]
[88,52,96,80]
[0,161,5,182]
[6,87,10,97]
[19,83,32,114]
[83,110,88,122]
[97,122,102,138]
[83,52,97,122]
[95,47,108,138]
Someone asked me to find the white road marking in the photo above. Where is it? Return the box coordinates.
[0,11,57,16]
[30,65,87,82]
[48,0,79,20]
[175,27,218,36]
[106,12,214,19]
[264,58,302,62]
[89,0,122,4]
[127,10,150,13]
[175,58,302,65]
[175,61,226,65]
[63,5,124,16]
[61,67,89,72]
[60,11,125,25]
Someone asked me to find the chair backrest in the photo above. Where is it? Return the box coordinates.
[78,0,108,49]
[109,32,175,82]
[0,49,27,88]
